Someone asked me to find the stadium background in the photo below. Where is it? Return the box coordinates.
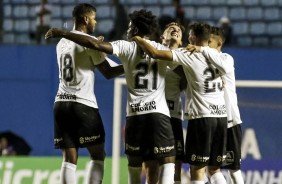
[1,0,282,183]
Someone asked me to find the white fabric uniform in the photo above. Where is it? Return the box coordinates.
[110,39,170,117]
[55,30,106,108]
[200,47,242,128]
[165,68,184,120]
[172,48,227,120]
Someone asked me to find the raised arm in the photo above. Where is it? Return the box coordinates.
[185,44,232,74]
[45,28,114,54]
[132,36,173,61]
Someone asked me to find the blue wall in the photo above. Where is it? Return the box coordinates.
[0,45,281,157]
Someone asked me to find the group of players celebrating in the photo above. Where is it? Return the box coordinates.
[45,3,244,184]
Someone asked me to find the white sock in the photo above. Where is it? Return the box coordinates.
[158,163,175,184]
[191,181,205,184]
[86,160,104,184]
[60,161,77,184]
[210,172,227,184]
[229,170,244,184]
[128,166,142,184]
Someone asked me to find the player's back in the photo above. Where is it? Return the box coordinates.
[55,31,105,108]
[172,49,226,119]
[110,39,170,117]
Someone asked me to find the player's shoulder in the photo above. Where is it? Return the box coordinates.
[145,39,169,50]
[221,52,234,63]
[72,30,99,40]
[173,47,189,53]
[111,39,133,46]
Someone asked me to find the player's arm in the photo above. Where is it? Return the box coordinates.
[186,44,231,74]
[131,36,173,61]
[97,57,124,79]
[45,28,114,54]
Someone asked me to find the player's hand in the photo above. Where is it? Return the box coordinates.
[185,44,201,54]
[97,36,104,41]
[45,28,66,39]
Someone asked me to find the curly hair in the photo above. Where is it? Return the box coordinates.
[189,22,211,42]
[128,9,158,36]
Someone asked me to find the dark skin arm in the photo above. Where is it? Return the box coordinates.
[96,59,124,80]
[45,28,114,54]
[45,28,124,79]
[131,36,173,61]
[185,44,201,54]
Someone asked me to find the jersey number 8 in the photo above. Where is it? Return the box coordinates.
[60,54,74,82]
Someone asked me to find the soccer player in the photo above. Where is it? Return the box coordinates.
[131,22,228,184]
[186,26,244,184]
[46,9,176,184]
[51,3,124,184]
[143,22,187,184]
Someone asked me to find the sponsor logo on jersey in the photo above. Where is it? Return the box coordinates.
[130,100,156,112]
[79,135,100,144]
[125,144,140,151]
[191,154,209,163]
[56,93,77,100]
[209,104,226,115]
[54,138,63,144]
[154,145,175,154]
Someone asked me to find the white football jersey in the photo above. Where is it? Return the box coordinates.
[201,47,242,127]
[55,30,106,108]
[165,68,184,120]
[172,48,227,120]
[110,39,170,117]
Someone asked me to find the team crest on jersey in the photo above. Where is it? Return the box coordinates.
[130,100,156,112]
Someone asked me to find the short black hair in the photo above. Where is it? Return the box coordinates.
[211,26,226,43]
[72,3,96,23]
[129,9,158,36]
[189,22,211,42]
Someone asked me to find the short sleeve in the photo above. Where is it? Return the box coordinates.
[86,48,106,65]
[110,40,134,60]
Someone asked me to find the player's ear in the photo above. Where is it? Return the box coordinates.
[83,16,88,24]
[133,27,139,35]
[218,39,223,48]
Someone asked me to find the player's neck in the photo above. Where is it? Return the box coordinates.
[169,42,180,49]
[74,25,87,34]
[196,40,209,47]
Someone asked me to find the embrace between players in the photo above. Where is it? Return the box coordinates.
[45,3,243,184]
